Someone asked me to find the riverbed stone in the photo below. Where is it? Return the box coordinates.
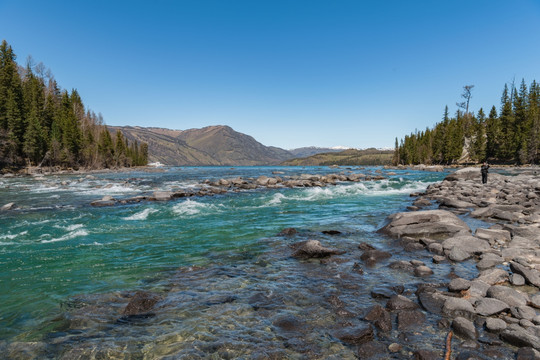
[428,242,444,255]
[414,265,433,276]
[452,316,477,340]
[397,309,426,330]
[449,278,471,292]
[378,209,471,240]
[501,324,540,349]
[475,298,509,316]
[516,347,540,360]
[485,318,507,332]
[477,268,509,285]
[476,253,505,270]
[151,191,173,201]
[511,274,527,286]
[511,262,540,288]
[123,291,161,316]
[448,246,472,262]
[290,240,344,259]
[386,295,419,311]
[364,305,392,332]
[511,306,537,321]
[360,249,392,265]
[487,285,528,307]
[357,341,387,358]
[334,325,374,345]
[442,235,491,255]
[442,297,476,320]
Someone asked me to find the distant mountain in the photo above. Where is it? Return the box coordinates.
[288,146,345,158]
[109,125,294,166]
[281,148,394,166]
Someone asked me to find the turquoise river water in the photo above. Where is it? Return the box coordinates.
[0,166,493,359]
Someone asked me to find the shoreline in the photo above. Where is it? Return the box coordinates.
[376,166,540,357]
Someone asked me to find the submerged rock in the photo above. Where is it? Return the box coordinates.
[122,291,161,316]
[334,325,374,345]
[290,240,344,259]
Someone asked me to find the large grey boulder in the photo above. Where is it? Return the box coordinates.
[476,268,509,285]
[452,317,477,340]
[501,324,540,349]
[477,253,504,270]
[475,298,509,316]
[442,297,476,320]
[511,262,540,288]
[487,285,528,307]
[442,235,491,255]
[378,210,470,240]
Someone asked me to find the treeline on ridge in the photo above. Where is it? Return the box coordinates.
[0,40,148,171]
[394,79,540,165]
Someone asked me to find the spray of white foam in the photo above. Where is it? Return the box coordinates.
[172,199,222,217]
[124,208,159,221]
[0,230,27,240]
[41,229,89,244]
[288,179,438,201]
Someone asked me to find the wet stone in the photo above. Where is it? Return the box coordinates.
[290,240,344,259]
[432,255,447,263]
[397,309,426,330]
[364,305,392,332]
[428,242,444,255]
[370,286,394,299]
[277,228,297,236]
[452,317,478,340]
[357,341,387,359]
[414,265,434,277]
[272,315,303,332]
[388,343,402,352]
[516,347,540,360]
[487,285,528,307]
[389,260,415,273]
[334,325,374,345]
[386,295,419,311]
[413,349,441,360]
[360,249,392,266]
[122,291,160,316]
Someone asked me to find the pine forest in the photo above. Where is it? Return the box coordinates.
[0,40,148,171]
[394,80,540,166]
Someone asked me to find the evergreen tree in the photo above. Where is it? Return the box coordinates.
[23,107,46,164]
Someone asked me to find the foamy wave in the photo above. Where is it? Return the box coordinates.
[41,229,88,243]
[293,179,437,201]
[124,208,158,221]
[54,223,84,231]
[267,193,286,206]
[0,230,28,240]
[172,200,222,217]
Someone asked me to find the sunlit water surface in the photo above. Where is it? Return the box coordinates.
[0,166,494,358]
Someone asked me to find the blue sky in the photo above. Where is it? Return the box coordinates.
[1,0,539,149]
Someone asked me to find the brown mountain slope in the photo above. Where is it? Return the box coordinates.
[178,125,292,165]
[281,148,394,166]
[110,125,294,166]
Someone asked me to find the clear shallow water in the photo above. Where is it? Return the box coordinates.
[0,166,486,358]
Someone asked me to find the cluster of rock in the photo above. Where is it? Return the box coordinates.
[379,166,540,355]
[90,172,385,207]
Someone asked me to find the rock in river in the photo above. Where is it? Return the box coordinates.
[290,240,344,259]
[378,210,470,240]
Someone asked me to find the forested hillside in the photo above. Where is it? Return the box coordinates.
[0,40,147,171]
[395,80,540,165]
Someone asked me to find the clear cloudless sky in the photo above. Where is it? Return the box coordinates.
[1,0,539,149]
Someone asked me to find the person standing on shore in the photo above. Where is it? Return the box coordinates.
[481,162,489,184]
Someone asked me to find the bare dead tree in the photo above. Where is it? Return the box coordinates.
[456,85,475,115]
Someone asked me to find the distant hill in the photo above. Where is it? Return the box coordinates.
[282,148,394,166]
[288,146,345,158]
[109,125,294,166]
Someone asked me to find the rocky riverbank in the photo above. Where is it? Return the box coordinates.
[376,166,540,358]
